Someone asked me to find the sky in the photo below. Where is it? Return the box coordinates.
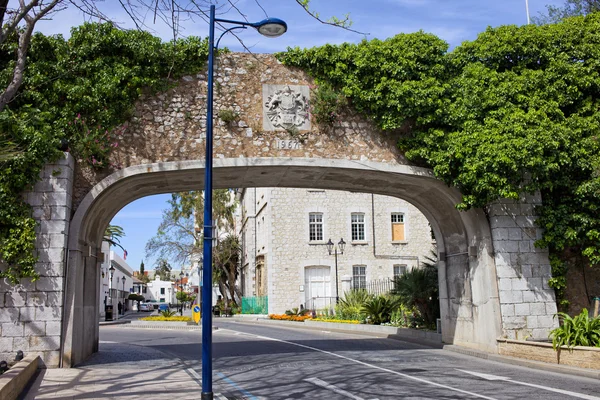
[37,0,565,271]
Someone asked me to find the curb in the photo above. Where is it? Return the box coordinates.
[0,355,42,400]
[444,345,600,380]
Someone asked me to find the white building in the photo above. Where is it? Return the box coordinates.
[98,241,134,318]
[237,188,435,314]
[146,276,175,305]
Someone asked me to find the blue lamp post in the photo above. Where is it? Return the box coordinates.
[201,5,287,399]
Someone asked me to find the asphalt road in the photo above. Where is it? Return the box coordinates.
[100,320,600,400]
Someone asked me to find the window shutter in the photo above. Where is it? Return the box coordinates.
[392,223,405,241]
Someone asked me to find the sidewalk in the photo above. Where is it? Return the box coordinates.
[22,341,225,400]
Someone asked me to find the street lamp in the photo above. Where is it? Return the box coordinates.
[326,238,346,304]
[108,265,115,304]
[121,276,126,316]
[201,6,287,399]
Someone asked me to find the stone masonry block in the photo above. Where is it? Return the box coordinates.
[43,350,61,367]
[531,328,550,340]
[0,338,14,353]
[490,216,517,228]
[27,292,47,307]
[24,321,46,336]
[537,315,557,329]
[530,303,546,316]
[37,263,64,277]
[494,253,512,268]
[545,302,558,315]
[523,290,554,303]
[0,293,3,308]
[1,322,24,336]
[51,206,69,220]
[46,321,61,336]
[499,290,523,304]
[19,307,36,322]
[526,315,539,329]
[501,304,515,317]
[511,277,529,291]
[5,291,27,307]
[503,316,526,329]
[527,277,543,289]
[518,241,530,253]
[35,248,65,264]
[495,241,520,253]
[514,303,530,316]
[515,215,536,228]
[0,307,19,322]
[521,265,533,278]
[32,206,52,220]
[36,277,62,292]
[40,192,69,207]
[36,306,62,321]
[497,278,512,291]
[38,220,68,234]
[495,265,519,279]
[13,336,30,351]
[29,335,60,351]
[491,228,509,241]
[48,177,71,193]
[508,228,522,241]
[45,291,63,306]
[25,192,44,206]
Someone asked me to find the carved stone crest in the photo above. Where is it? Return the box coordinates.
[262,84,310,131]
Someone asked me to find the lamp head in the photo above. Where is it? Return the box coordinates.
[121,276,126,284]
[326,239,334,255]
[251,18,287,38]
[338,238,346,254]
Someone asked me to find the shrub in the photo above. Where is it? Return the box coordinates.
[362,296,400,325]
[285,307,311,316]
[337,289,372,320]
[140,316,191,322]
[549,309,600,350]
[160,310,177,318]
[218,109,238,124]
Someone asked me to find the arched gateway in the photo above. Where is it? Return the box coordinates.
[17,53,556,367]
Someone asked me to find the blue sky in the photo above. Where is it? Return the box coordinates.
[38,0,564,271]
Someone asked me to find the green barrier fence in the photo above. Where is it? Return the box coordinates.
[241,296,268,314]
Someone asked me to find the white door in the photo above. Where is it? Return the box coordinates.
[305,266,331,310]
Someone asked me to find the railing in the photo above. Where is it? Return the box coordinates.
[354,278,395,297]
[241,296,268,314]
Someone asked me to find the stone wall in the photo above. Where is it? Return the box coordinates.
[488,194,558,340]
[0,153,73,367]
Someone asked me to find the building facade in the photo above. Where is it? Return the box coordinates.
[237,188,436,314]
[98,241,134,318]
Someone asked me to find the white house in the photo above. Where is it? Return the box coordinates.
[146,276,175,305]
[237,188,436,314]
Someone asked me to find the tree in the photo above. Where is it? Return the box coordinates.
[154,258,172,281]
[145,189,241,305]
[140,260,145,275]
[533,0,600,24]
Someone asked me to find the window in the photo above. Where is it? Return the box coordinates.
[309,213,323,241]
[352,265,366,289]
[160,288,165,295]
[351,213,365,241]
[391,213,405,241]
[160,298,165,303]
[393,265,407,278]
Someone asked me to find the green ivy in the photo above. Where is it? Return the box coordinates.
[0,23,209,284]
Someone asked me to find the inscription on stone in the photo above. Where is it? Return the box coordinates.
[263,84,310,131]
[276,139,302,150]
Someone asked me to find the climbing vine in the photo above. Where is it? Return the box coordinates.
[278,14,600,308]
[0,23,209,284]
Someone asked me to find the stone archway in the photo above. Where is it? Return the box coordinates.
[63,157,502,366]
[12,52,557,368]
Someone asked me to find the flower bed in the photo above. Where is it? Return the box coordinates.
[312,318,360,324]
[269,314,312,322]
[140,316,192,322]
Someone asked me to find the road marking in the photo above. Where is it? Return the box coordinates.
[220,329,497,400]
[186,368,201,380]
[216,372,260,400]
[305,377,379,400]
[458,370,600,400]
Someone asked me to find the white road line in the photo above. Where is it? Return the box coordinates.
[219,329,497,400]
[187,367,201,380]
[305,377,379,400]
[458,370,600,400]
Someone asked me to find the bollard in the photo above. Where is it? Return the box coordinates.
[593,297,600,318]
